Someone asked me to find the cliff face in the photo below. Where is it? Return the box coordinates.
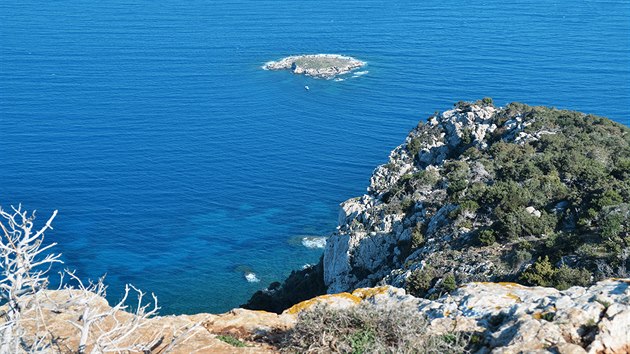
[324,100,630,296]
[325,103,500,293]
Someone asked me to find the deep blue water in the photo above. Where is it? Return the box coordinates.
[1,0,629,314]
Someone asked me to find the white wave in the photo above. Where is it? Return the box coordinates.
[334,77,345,82]
[301,236,327,249]
[302,263,314,270]
[352,70,369,78]
[245,272,260,283]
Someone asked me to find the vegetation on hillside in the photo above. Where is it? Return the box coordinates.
[394,101,629,295]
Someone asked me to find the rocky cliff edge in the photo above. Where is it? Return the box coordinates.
[9,279,630,353]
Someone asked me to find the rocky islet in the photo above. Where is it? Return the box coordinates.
[263,54,366,79]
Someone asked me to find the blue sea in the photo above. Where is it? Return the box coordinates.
[1,0,629,314]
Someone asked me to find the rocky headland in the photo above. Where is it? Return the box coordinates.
[247,99,629,309]
[263,54,366,79]
[4,100,629,353]
[244,99,629,351]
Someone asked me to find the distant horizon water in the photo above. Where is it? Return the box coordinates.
[1,0,629,314]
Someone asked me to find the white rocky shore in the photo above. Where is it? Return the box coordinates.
[263,54,366,79]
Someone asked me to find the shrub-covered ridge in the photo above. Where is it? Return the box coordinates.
[323,99,630,297]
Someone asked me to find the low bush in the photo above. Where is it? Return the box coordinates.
[410,224,425,250]
[217,335,247,347]
[405,267,437,298]
[478,229,496,246]
[439,273,458,293]
[520,256,592,290]
[281,302,470,353]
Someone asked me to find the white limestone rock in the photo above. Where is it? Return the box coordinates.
[291,279,630,353]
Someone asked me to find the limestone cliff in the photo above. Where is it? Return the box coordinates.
[324,99,629,296]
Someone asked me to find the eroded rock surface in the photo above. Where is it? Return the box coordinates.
[7,280,630,353]
[3,289,290,353]
[287,280,630,353]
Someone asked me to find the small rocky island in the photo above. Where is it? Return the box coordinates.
[263,54,366,79]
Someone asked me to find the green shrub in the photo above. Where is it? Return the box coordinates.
[463,146,482,159]
[601,213,623,241]
[216,335,247,347]
[407,137,423,157]
[450,200,481,219]
[281,302,470,353]
[553,265,592,290]
[595,190,623,208]
[460,128,473,145]
[418,170,440,187]
[461,200,479,213]
[406,267,437,298]
[612,158,630,179]
[475,97,494,107]
[439,273,457,293]
[411,225,425,250]
[399,170,440,190]
[520,256,556,287]
[447,179,468,197]
[400,197,416,214]
[520,256,592,290]
[478,230,496,246]
[348,329,375,354]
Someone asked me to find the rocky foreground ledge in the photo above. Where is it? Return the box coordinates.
[9,279,630,353]
[263,54,366,79]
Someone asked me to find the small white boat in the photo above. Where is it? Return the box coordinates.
[304,85,310,91]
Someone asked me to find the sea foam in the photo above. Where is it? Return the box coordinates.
[245,272,260,283]
[301,236,327,249]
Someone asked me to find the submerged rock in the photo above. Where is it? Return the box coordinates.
[263,54,366,79]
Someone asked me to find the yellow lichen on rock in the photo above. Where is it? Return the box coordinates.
[284,292,361,315]
[351,286,392,299]
[476,281,526,288]
[505,292,522,303]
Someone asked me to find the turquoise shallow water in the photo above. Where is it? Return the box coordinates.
[1,0,629,314]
